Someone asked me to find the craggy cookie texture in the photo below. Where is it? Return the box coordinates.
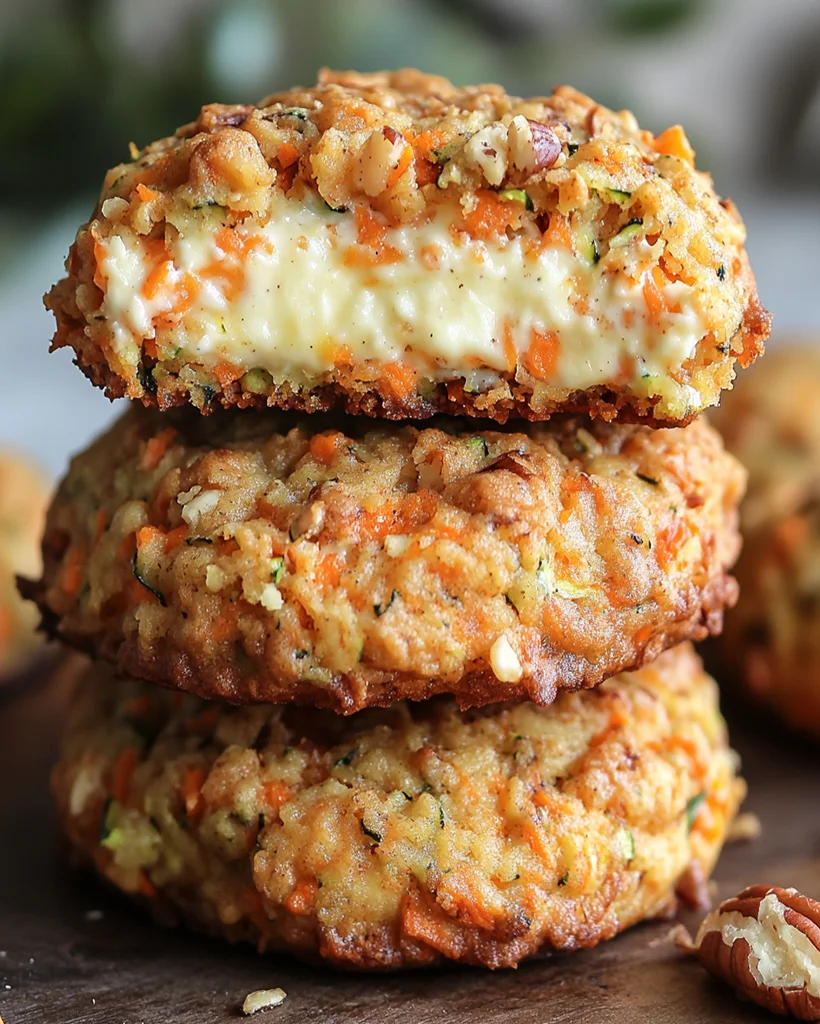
[53,644,743,970]
[33,407,744,712]
[47,69,769,425]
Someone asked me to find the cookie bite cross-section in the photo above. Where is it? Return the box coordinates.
[47,69,770,425]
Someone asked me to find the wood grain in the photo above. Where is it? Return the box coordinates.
[0,656,818,1024]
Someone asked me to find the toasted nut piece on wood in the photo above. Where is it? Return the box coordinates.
[675,885,820,1020]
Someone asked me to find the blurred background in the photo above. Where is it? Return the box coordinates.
[1,0,819,477]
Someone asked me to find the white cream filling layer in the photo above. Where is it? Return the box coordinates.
[96,193,707,413]
[698,894,820,996]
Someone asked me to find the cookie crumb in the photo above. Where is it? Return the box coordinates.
[242,988,287,1015]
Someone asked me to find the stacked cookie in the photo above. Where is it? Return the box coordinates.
[31,70,769,969]
[714,342,820,739]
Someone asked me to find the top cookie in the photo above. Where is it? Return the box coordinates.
[47,68,770,424]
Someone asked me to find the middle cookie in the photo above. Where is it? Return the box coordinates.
[35,409,744,712]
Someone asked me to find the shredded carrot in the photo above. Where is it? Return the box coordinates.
[344,207,403,267]
[181,766,207,819]
[381,361,417,399]
[123,694,153,719]
[284,878,318,916]
[414,159,439,187]
[542,212,573,250]
[400,890,461,956]
[531,786,562,813]
[655,518,692,570]
[462,189,519,241]
[386,143,414,189]
[419,244,440,270]
[522,329,560,381]
[112,746,140,805]
[142,259,174,301]
[642,265,671,324]
[501,322,518,373]
[316,553,343,589]
[137,870,157,899]
[165,525,189,553]
[212,361,244,388]
[185,707,221,735]
[652,125,695,166]
[61,544,87,597]
[136,525,165,550]
[264,779,292,810]
[522,821,553,864]
[435,872,497,931]
[276,141,300,169]
[309,431,343,466]
[92,509,109,545]
[326,343,352,366]
[139,427,177,472]
[136,183,160,203]
[410,128,445,162]
[93,240,108,292]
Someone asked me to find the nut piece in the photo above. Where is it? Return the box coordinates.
[508,116,562,175]
[242,987,287,1015]
[680,885,820,1020]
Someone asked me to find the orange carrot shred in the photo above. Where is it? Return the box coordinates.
[61,544,87,597]
[522,329,560,381]
[181,766,207,818]
[276,142,300,169]
[652,125,695,166]
[137,870,157,899]
[284,878,318,916]
[112,746,140,805]
[139,427,177,472]
[309,431,342,466]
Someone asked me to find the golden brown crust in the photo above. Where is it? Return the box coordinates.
[712,343,820,738]
[46,69,769,424]
[31,407,744,712]
[52,644,743,970]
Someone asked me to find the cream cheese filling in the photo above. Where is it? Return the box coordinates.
[95,193,708,413]
[697,894,820,996]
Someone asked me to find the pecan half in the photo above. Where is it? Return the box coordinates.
[677,885,820,1020]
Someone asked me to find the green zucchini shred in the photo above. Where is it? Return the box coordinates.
[497,188,534,211]
[685,791,706,832]
[619,826,636,862]
[360,819,383,844]
[374,590,399,617]
[466,436,490,458]
[132,552,167,606]
[240,368,273,394]
[608,218,644,249]
[334,747,359,767]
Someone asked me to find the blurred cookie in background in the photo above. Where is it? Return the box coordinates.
[713,342,820,737]
[0,450,49,679]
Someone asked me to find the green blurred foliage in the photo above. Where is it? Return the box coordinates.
[0,0,703,220]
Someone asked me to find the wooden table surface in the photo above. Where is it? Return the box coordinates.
[1,656,818,1024]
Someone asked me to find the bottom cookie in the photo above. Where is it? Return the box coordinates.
[52,643,742,970]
